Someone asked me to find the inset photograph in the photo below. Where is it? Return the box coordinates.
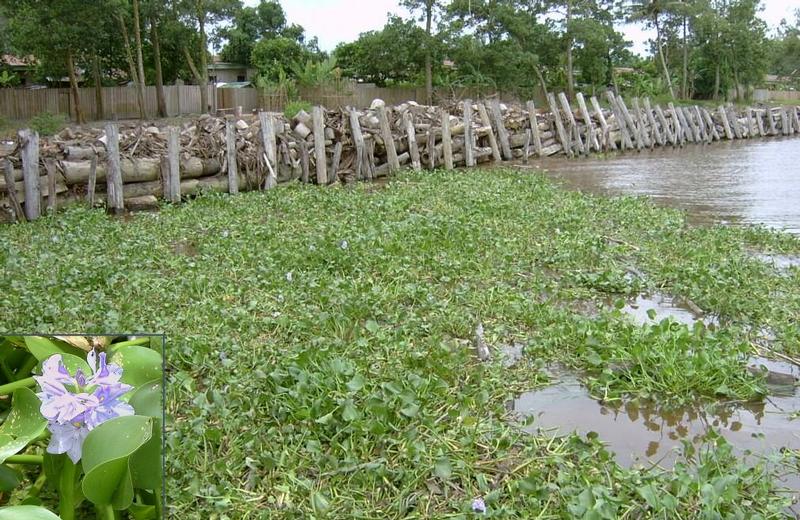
[0,335,164,520]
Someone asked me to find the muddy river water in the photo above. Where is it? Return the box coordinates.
[513,137,800,507]
[532,137,800,234]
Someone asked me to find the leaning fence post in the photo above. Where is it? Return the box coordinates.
[462,99,475,167]
[402,111,421,171]
[526,101,544,156]
[164,126,181,202]
[489,99,512,160]
[19,129,41,221]
[348,108,365,180]
[312,106,328,184]
[259,111,277,189]
[105,123,124,213]
[476,102,501,163]
[376,104,399,174]
[3,158,24,222]
[225,116,239,194]
[441,108,453,170]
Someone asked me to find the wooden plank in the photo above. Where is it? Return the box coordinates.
[164,127,180,202]
[19,129,41,220]
[105,123,124,212]
[225,117,239,194]
[376,104,399,173]
[349,108,365,180]
[489,99,513,160]
[329,141,342,183]
[548,93,571,156]
[523,129,531,164]
[654,104,673,145]
[441,109,453,169]
[667,103,684,144]
[3,159,24,222]
[717,105,734,140]
[558,92,584,154]
[575,93,599,152]
[617,96,643,150]
[690,106,708,143]
[642,98,664,146]
[44,159,57,213]
[526,101,544,156]
[463,99,475,167]
[476,102,502,163]
[701,108,720,141]
[300,141,310,183]
[365,138,377,177]
[427,130,437,170]
[607,92,633,150]
[312,106,328,184]
[402,111,421,171]
[259,112,278,189]
[87,154,97,206]
[631,98,652,148]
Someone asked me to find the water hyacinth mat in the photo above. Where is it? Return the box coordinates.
[0,335,165,520]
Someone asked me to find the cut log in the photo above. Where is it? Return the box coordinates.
[376,104,399,174]
[441,108,453,170]
[548,93,571,156]
[717,105,734,140]
[576,93,599,152]
[463,99,475,167]
[489,99,512,160]
[618,97,644,150]
[164,126,180,203]
[631,98,652,148]
[558,92,584,154]
[105,123,124,212]
[19,129,41,220]
[259,112,278,189]
[312,106,328,184]
[643,98,664,146]
[349,108,365,180]
[225,117,239,194]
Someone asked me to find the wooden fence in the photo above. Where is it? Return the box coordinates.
[753,89,800,102]
[0,84,530,122]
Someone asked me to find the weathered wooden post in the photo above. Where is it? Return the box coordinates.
[300,141,310,183]
[427,130,437,170]
[441,108,454,170]
[402,111,421,171]
[376,104,399,174]
[489,99,512,160]
[653,104,673,145]
[691,106,708,143]
[225,117,239,194]
[476,102,501,163]
[87,154,98,207]
[701,109,720,141]
[558,92,585,154]
[330,141,342,183]
[667,103,684,145]
[312,106,328,184]
[576,93,599,152]
[349,108,365,179]
[526,101,544,156]
[3,159,24,222]
[717,106,734,140]
[259,111,278,189]
[105,123,124,213]
[745,108,755,138]
[617,97,643,150]
[767,107,778,135]
[643,98,664,146]
[163,126,181,202]
[755,109,766,137]
[18,129,41,221]
[548,93,571,156]
[44,159,57,213]
[523,129,532,163]
[463,99,475,167]
[792,106,800,135]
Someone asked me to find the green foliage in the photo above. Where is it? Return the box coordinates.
[0,70,19,88]
[250,36,310,82]
[283,100,312,120]
[289,56,340,88]
[1,170,798,517]
[27,113,65,137]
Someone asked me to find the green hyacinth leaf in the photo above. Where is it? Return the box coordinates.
[81,415,153,509]
[108,347,162,388]
[0,388,48,464]
[23,337,85,362]
[0,505,62,519]
[129,381,163,490]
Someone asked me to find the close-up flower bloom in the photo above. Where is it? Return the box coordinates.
[472,497,487,513]
[34,350,134,463]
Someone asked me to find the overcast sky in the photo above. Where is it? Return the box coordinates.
[244,0,798,55]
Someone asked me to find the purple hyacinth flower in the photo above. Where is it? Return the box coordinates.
[472,498,486,513]
[35,349,134,463]
[46,421,91,464]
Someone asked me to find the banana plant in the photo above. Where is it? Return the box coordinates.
[0,336,163,520]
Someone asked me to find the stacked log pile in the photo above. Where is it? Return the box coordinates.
[2,92,799,223]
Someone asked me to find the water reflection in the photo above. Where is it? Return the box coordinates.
[532,138,800,234]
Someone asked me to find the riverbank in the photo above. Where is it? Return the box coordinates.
[0,168,798,517]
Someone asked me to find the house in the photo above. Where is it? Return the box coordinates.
[207,57,257,85]
[0,54,38,87]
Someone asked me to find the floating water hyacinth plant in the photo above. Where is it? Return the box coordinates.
[0,336,164,520]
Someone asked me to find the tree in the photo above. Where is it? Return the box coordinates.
[176,0,241,113]
[627,0,678,99]
[768,9,800,79]
[218,0,290,65]
[402,0,443,105]
[250,36,309,82]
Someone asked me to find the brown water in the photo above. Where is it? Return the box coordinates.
[532,138,800,234]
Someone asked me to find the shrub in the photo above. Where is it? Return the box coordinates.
[29,112,67,136]
[284,100,313,120]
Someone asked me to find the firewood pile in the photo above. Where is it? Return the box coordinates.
[2,92,799,223]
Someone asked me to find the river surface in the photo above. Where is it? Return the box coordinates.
[531,137,800,234]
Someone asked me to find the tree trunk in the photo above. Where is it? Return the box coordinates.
[151,15,167,117]
[93,54,103,121]
[654,16,675,100]
[565,0,574,99]
[534,65,548,98]
[66,50,84,124]
[117,14,145,118]
[681,15,688,99]
[424,1,433,106]
[132,0,147,119]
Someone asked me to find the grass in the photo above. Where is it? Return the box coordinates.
[0,168,799,518]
